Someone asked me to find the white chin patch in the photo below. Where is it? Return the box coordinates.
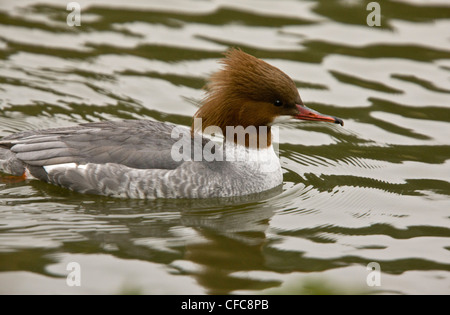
[270,115,295,125]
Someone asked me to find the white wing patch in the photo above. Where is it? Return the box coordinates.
[44,163,87,173]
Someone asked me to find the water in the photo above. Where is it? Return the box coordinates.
[0,0,449,295]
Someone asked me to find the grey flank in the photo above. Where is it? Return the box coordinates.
[0,120,281,198]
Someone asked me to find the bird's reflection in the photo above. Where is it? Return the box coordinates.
[179,191,281,294]
[29,182,283,294]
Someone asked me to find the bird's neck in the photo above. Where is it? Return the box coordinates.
[191,97,272,149]
[191,118,272,149]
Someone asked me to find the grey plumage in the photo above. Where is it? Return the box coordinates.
[0,120,282,198]
[0,148,25,176]
[1,120,184,169]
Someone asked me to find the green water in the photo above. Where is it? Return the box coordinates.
[0,0,449,294]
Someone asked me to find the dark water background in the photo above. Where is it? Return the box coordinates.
[0,0,449,294]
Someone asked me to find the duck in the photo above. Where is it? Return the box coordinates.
[0,49,343,199]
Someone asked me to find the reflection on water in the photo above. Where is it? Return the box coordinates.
[0,0,449,294]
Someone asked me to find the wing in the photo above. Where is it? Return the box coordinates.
[0,120,280,198]
[0,120,191,170]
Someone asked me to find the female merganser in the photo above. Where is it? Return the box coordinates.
[0,49,343,199]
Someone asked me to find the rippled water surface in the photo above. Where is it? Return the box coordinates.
[0,0,449,294]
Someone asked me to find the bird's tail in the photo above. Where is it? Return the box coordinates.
[0,146,25,176]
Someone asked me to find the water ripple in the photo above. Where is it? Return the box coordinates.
[0,0,449,294]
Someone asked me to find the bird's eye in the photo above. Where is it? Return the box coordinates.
[274,100,283,107]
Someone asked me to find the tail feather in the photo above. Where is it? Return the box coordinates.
[0,147,25,176]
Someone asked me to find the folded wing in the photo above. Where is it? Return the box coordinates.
[1,120,187,171]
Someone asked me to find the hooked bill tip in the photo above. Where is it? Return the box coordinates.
[334,117,344,126]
